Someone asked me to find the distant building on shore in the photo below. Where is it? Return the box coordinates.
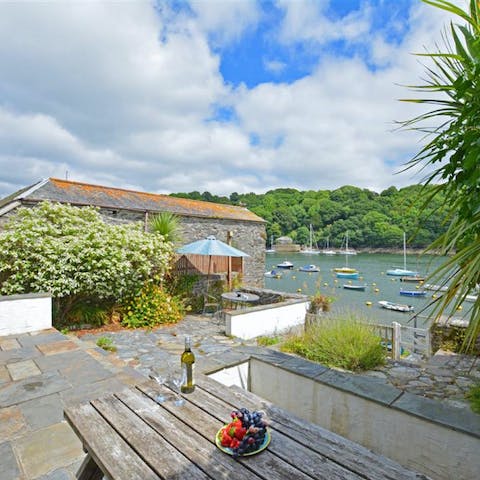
[275,236,300,252]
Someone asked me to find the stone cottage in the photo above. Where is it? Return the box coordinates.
[0,178,266,286]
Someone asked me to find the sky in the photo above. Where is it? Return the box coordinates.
[0,0,455,199]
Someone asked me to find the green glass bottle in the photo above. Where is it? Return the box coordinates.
[180,336,195,393]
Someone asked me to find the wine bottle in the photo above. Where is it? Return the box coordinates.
[180,336,195,393]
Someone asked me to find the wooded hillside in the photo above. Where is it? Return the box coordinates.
[171,185,447,249]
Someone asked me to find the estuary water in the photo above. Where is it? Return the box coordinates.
[264,251,458,327]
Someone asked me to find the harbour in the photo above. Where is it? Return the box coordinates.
[264,252,470,327]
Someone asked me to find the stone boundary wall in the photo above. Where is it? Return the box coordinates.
[0,293,52,336]
[205,348,480,480]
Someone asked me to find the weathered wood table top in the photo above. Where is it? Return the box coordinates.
[64,375,428,480]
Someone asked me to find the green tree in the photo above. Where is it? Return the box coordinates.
[400,0,480,350]
[0,202,173,323]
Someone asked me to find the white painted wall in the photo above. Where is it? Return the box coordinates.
[249,358,480,480]
[225,301,308,339]
[0,293,52,336]
[207,362,249,389]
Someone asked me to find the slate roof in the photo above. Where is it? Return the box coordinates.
[0,178,265,223]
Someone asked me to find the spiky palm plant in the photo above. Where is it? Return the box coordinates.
[149,212,183,244]
[400,0,480,351]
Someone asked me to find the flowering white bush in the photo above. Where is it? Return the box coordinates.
[0,202,173,320]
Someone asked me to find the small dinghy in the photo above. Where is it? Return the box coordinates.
[343,284,367,291]
[399,289,427,297]
[378,300,414,313]
[299,264,320,272]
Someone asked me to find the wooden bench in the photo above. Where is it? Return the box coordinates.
[64,375,430,480]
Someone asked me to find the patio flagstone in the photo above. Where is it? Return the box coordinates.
[0,441,21,479]
[0,405,27,441]
[15,422,82,479]
[0,371,71,408]
[0,338,21,350]
[7,359,42,381]
[36,340,79,356]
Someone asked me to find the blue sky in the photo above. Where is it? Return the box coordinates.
[0,0,453,198]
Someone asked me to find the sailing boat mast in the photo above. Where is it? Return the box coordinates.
[403,231,407,271]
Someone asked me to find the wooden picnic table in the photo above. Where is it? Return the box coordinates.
[64,374,429,480]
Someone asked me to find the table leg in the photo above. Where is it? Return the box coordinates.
[76,453,104,480]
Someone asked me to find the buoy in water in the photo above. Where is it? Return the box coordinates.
[432,294,437,299]
[374,288,379,293]
[372,282,376,286]
[334,279,338,283]
[323,282,328,286]
[365,301,372,306]
[292,275,296,279]
[457,305,463,311]
[297,288,302,292]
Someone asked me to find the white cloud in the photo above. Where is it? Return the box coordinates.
[276,0,372,46]
[263,59,287,74]
[0,0,458,199]
[188,0,260,46]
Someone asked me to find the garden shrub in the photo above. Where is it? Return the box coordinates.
[308,292,333,314]
[282,314,385,372]
[466,384,480,414]
[0,202,173,325]
[96,336,117,352]
[121,283,186,328]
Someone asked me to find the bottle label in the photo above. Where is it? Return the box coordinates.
[182,362,195,386]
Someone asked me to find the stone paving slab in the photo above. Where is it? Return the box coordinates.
[14,422,82,479]
[0,346,43,366]
[34,349,88,373]
[37,468,74,480]
[58,356,113,386]
[17,331,66,348]
[7,360,42,381]
[0,441,22,479]
[0,338,22,350]
[0,371,71,408]
[36,340,79,356]
[19,393,64,431]
[0,364,10,385]
[0,405,27,441]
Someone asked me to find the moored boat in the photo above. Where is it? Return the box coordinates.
[322,237,336,255]
[300,224,320,254]
[264,270,282,278]
[299,264,320,272]
[343,284,367,291]
[387,268,419,277]
[399,289,427,297]
[277,260,294,269]
[333,267,358,273]
[378,300,414,313]
[336,271,359,279]
[400,276,425,283]
[386,232,419,277]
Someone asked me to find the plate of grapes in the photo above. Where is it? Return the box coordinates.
[215,408,270,457]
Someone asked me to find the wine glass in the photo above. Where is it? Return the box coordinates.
[167,364,187,407]
[149,367,168,403]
